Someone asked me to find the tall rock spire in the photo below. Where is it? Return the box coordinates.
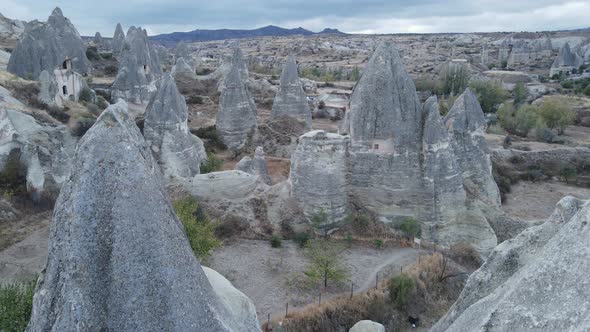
[271,55,311,129]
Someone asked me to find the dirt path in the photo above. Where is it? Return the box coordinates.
[208,239,422,321]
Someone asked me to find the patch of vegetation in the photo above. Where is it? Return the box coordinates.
[0,150,27,200]
[72,117,96,137]
[310,209,328,237]
[199,152,223,174]
[186,95,204,104]
[345,212,371,235]
[214,215,249,239]
[95,96,109,110]
[536,99,575,135]
[388,274,415,309]
[373,239,383,250]
[303,240,348,288]
[173,196,221,261]
[270,235,282,248]
[86,46,101,61]
[0,280,36,332]
[497,103,540,137]
[439,64,470,96]
[469,79,508,113]
[78,87,94,103]
[560,166,577,184]
[294,232,312,248]
[104,64,118,76]
[513,82,528,106]
[398,217,421,240]
[192,125,227,151]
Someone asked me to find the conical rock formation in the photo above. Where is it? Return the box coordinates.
[112,23,125,54]
[7,7,91,79]
[271,55,311,129]
[26,101,259,331]
[144,74,206,180]
[235,146,272,185]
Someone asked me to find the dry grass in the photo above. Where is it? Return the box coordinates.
[265,252,468,331]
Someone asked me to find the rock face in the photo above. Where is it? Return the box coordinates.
[7,7,91,79]
[144,74,206,180]
[290,43,500,253]
[550,42,583,77]
[171,57,195,79]
[431,196,590,332]
[26,101,259,332]
[216,50,257,150]
[0,86,75,201]
[444,88,501,207]
[111,26,161,105]
[271,55,311,129]
[0,12,25,40]
[38,70,62,108]
[349,320,385,332]
[217,48,250,92]
[112,23,125,54]
[290,130,349,224]
[235,146,272,185]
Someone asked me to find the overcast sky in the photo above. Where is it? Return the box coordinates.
[3,0,589,36]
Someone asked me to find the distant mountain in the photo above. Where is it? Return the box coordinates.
[150,25,346,46]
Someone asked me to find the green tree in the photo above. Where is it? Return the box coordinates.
[173,197,221,261]
[469,79,508,113]
[388,274,415,309]
[399,217,421,240]
[536,99,575,135]
[497,103,540,137]
[303,240,348,288]
[513,82,528,106]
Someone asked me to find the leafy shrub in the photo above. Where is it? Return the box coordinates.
[200,152,223,174]
[192,125,227,151]
[294,232,312,248]
[535,127,557,143]
[0,280,36,332]
[497,103,540,137]
[310,209,328,235]
[439,63,470,96]
[513,82,528,106]
[345,212,371,234]
[0,150,27,199]
[560,166,577,184]
[173,197,221,261]
[186,95,204,104]
[72,117,96,137]
[469,79,508,113]
[388,274,415,309]
[96,95,109,110]
[398,217,421,239]
[86,103,100,115]
[373,239,383,250]
[536,99,575,134]
[561,80,574,89]
[270,235,282,248]
[78,87,94,103]
[47,105,70,123]
[86,46,101,61]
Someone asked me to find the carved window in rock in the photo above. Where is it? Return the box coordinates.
[374,144,379,150]
[62,59,72,70]
[62,85,68,96]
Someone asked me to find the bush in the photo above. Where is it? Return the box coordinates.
[79,87,94,103]
[173,197,221,261]
[86,103,100,115]
[0,280,36,332]
[214,215,249,239]
[469,79,508,113]
[585,85,590,97]
[270,235,282,248]
[398,217,421,239]
[294,232,312,248]
[513,82,528,106]
[96,95,109,110]
[561,80,574,89]
[48,106,70,123]
[200,152,223,174]
[192,125,227,151]
[186,95,204,104]
[560,166,577,184]
[388,274,415,309]
[373,239,383,250]
[497,103,540,137]
[439,63,470,96]
[535,126,557,143]
[310,209,328,235]
[85,46,101,61]
[536,99,575,135]
[345,212,371,234]
[104,64,118,76]
[72,117,96,137]
[0,149,27,199]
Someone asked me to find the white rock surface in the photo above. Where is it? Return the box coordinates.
[349,320,385,332]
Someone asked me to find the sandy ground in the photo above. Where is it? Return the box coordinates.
[208,239,422,320]
[502,180,590,220]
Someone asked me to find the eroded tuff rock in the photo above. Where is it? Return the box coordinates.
[431,196,590,332]
[111,26,161,105]
[422,96,496,254]
[144,74,206,180]
[38,70,62,108]
[271,55,311,129]
[235,146,272,185]
[290,130,349,224]
[0,86,74,202]
[7,7,91,79]
[349,320,385,332]
[216,51,257,150]
[550,42,583,76]
[171,57,195,79]
[444,88,501,207]
[217,48,250,92]
[26,101,259,331]
[112,23,125,54]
